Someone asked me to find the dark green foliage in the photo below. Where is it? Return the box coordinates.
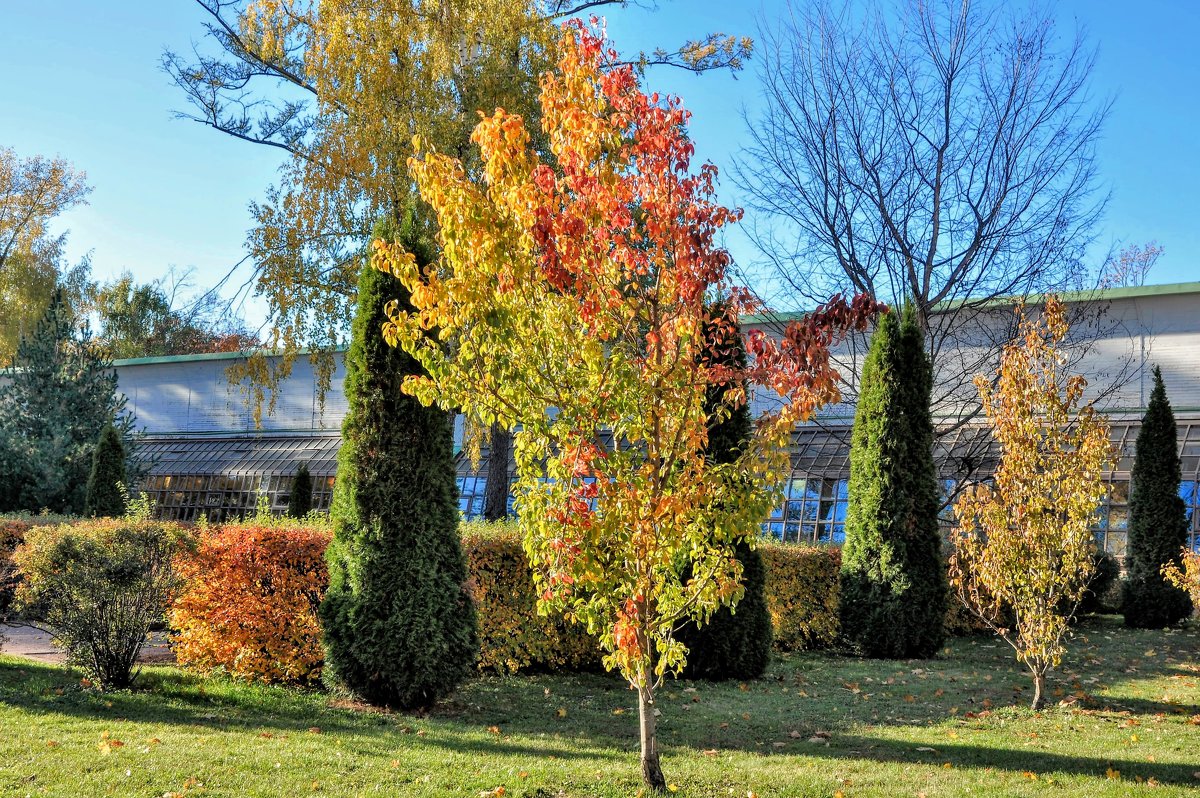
[840,305,948,658]
[1123,367,1192,628]
[319,214,477,710]
[676,306,773,681]
[84,424,127,518]
[287,463,314,518]
[1080,551,1121,614]
[0,290,141,514]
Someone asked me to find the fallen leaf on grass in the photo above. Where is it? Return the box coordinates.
[1106,768,1120,781]
[702,749,719,758]
[487,726,501,736]
[307,727,321,735]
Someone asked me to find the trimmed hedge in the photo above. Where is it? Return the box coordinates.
[761,543,842,651]
[462,521,600,674]
[172,523,332,684]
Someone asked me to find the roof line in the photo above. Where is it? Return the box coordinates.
[745,280,1200,325]
[112,345,348,368]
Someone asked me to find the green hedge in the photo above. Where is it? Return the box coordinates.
[760,543,842,651]
[462,521,601,674]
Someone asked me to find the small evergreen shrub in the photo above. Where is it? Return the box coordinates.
[1123,367,1193,627]
[760,543,842,651]
[12,518,187,689]
[172,523,332,684]
[462,521,600,673]
[1080,551,1121,614]
[84,424,127,518]
[287,463,314,519]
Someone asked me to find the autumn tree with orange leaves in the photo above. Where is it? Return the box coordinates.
[949,297,1114,710]
[371,25,879,791]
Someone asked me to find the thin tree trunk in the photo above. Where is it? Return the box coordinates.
[637,684,667,792]
[483,423,512,521]
[1030,670,1046,710]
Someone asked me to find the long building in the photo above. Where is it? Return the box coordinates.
[119,282,1200,556]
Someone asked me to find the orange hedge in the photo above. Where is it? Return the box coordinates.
[171,523,332,684]
[462,521,601,674]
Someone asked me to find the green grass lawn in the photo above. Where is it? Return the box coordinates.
[1,616,1197,797]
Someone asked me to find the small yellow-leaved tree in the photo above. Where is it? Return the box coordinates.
[949,296,1114,710]
[1162,549,1200,611]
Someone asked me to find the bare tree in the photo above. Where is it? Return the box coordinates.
[736,0,1114,495]
[1100,241,1162,288]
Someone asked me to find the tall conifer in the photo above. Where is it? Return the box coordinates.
[287,463,313,518]
[1123,367,1193,627]
[319,215,477,709]
[840,304,947,658]
[84,424,127,517]
[676,306,772,680]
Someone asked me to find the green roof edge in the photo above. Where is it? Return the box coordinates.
[112,345,349,368]
[743,280,1200,325]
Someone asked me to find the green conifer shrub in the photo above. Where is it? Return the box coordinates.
[84,424,127,518]
[675,306,772,680]
[840,305,947,658]
[287,463,314,518]
[1123,367,1193,627]
[0,290,141,514]
[319,215,477,709]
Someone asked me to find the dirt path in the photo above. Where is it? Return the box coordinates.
[0,624,175,664]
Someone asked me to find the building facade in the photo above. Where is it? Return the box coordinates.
[119,283,1200,555]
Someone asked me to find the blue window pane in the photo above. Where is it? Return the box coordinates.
[1180,481,1197,503]
[831,524,846,544]
[836,479,849,500]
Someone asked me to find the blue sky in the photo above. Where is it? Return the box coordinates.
[1,1,1196,327]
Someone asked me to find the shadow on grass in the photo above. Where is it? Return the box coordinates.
[0,657,619,764]
[784,731,1200,787]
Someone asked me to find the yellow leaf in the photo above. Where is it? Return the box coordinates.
[1106,767,1120,780]
[556,708,568,718]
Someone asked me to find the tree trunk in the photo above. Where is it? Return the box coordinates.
[1030,670,1046,710]
[482,424,512,521]
[638,684,667,792]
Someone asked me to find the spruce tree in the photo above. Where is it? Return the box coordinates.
[0,289,139,514]
[319,215,477,709]
[840,304,947,658]
[84,423,127,517]
[287,463,314,518]
[675,306,773,680]
[1123,367,1193,627]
